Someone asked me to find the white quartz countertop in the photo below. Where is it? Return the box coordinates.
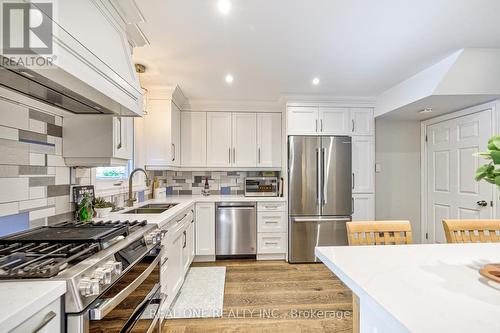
[107,195,286,227]
[315,243,500,333]
[0,281,66,332]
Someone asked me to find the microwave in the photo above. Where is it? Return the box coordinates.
[245,177,278,197]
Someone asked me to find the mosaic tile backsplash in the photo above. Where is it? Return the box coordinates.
[150,171,281,195]
[0,98,74,230]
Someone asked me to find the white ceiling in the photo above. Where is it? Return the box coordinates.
[133,0,500,101]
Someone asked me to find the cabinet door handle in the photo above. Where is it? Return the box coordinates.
[228,148,231,164]
[258,148,261,164]
[233,147,236,164]
[315,119,318,132]
[116,117,122,150]
[352,173,355,190]
[320,119,323,132]
[352,119,355,132]
[183,230,187,248]
[171,143,175,162]
[352,197,354,214]
[32,311,57,333]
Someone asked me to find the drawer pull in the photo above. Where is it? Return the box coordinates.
[265,242,279,246]
[32,311,57,333]
[264,220,279,223]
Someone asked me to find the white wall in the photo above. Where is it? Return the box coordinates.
[375,118,421,242]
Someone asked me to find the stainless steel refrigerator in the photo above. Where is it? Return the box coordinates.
[288,136,352,263]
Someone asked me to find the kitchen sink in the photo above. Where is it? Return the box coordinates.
[122,203,178,214]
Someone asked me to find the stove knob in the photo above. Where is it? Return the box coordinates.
[93,267,112,285]
[79,278,100,297]
[104,260,123,276]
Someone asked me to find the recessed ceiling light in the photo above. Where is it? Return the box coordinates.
[217,0,231,14]
[225,74,234,84]
[312,77,320,85]
[419,108,433,114]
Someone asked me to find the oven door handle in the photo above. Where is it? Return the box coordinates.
[121,284,163,333]
[89,249,163,320]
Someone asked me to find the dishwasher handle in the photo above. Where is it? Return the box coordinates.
[217,206,255,210]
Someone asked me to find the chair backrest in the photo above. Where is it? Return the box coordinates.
[442,220,500,243]
[346,220,413,245]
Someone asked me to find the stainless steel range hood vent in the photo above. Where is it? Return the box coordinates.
[0,56,129,115]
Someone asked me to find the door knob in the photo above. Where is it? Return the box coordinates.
[477,200,488,207]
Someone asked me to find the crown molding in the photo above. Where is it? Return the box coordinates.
[282,93,376,107]
[182,99,283,113]
[147,85,187,108]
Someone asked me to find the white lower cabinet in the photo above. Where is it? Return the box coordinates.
[257,202,287,260]
[11,298,62,333]
[162,206,195,312]
[195,203,215,258]
[257,212,287,233]
[257,233,287,254]
[352,194,375,221]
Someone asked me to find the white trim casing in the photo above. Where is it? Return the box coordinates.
[420,100,499,243]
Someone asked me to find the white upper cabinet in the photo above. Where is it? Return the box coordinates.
[287,106,374,136]
[352,136,375,193]
[181,112,207,167]
[171,103,181,167]
[63,116,133,166]
[350,108,374,135]
[257,113,282,167]
[287,107,319,135]
[144,99,181,168]
[232,113,257,167]
[319,107,351,135]
[207,112,232,167]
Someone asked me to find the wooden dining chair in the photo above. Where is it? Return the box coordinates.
[442,220,500,243]
[346,220,413,245]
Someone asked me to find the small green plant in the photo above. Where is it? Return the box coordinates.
[475,135,500,186]
[78,192,94,222]
[93,197,115,210]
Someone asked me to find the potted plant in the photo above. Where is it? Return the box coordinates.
[77,192,94,222]
[93,197,115,218]
[475,135,500,186]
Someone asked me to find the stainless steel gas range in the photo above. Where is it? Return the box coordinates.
[0,220,165,333]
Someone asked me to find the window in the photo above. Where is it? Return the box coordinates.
[96,160,133,180]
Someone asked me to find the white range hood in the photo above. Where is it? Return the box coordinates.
[0,0,145,116]
[376,48,500,120]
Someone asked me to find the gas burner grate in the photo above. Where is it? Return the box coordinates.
[0,242,100,279]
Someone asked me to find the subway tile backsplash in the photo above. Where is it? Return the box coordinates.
[150,171,280,195]
[0,98,74,228]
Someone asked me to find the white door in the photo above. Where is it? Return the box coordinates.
[181,112,207,166]
[257,113,281,167]
[350,108,374,135]
[195,203,215,256]
[287,106,319,135]
[206,112,232,167]
[171,103,181,166]
[352,194,375,221]
[319,107,350,135]
[232,113,257,167]
[426,110,493,243]
[352,136,375,193]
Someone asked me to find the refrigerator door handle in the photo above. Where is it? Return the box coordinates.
[316,148,321,205]
[322,147,326,205]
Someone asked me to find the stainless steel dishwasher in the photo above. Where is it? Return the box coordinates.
[216,202,257,258]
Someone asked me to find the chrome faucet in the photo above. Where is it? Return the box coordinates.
[126,168,149,207]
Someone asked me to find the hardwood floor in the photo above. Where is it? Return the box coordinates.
[162,260,353,333]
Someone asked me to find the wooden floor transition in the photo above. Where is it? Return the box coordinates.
[162,260,353,333]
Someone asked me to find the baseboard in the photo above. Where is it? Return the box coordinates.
[193,255,216,262]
